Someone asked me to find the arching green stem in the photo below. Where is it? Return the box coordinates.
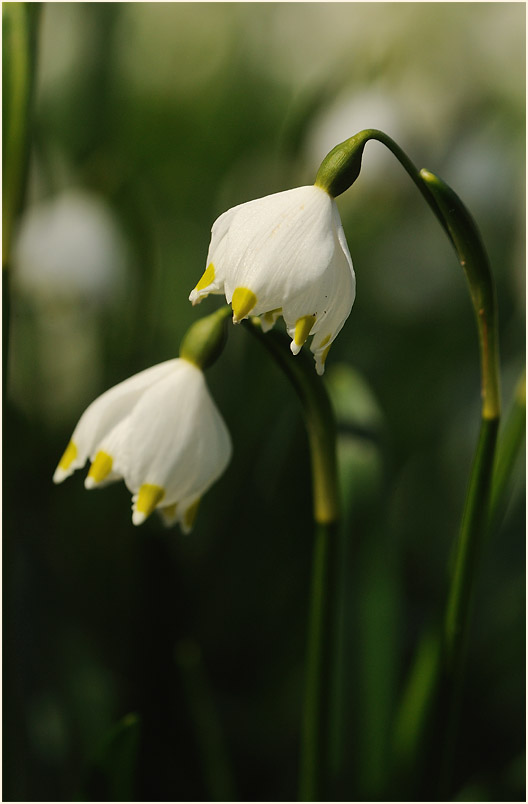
[420,170,501,795]
[421,170,501,666]
[243,319,342,801]
[315,128,453,244]
[316,131,502,795]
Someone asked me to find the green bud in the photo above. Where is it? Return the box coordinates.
[314,132,369,198]
[179,305,231,370]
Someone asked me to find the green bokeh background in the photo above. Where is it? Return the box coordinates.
[4,3,525,801]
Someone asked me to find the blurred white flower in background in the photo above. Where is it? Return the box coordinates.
[305,89,411,189]
[13,189,127,304]
[10,190,130,426]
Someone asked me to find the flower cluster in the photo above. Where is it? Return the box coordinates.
[55,170,356,529]
[189,184,355,375]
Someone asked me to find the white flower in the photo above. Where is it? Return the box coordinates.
[13,189,127,304]
[53,358,232,532]
[189,184,355,375]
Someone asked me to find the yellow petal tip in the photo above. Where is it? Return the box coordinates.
[133,483,165,525]
[293,314,316,351]
[194,263,216,292]
[86,450,113,488]
[53,440,78,483]
[232,287,257,323]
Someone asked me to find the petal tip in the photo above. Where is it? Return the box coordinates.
[132,510,146,526]
[52,467,69,484]
[180,499,200,534]
[231,287,257,323]
[53,440,78,484]
[133,483,165,526]
[189,291,203,306]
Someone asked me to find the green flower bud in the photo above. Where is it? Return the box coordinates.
[314,132,369,198]
[179,305,231,370]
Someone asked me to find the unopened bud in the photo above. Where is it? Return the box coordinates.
[180,305,231,370]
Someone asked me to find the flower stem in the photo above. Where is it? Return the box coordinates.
[2,2,41,393]
[489,371,525,530]
[315,129,453,244]
[443,419,499,670]
[418,170,501,795]
[300,519,341,801]
[421,170,501,647]
[2,2,41,266]
[243,320,341,800]
[243,319,339,524]
[318,129,505,796]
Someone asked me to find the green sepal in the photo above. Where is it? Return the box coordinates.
[179,305,231,370]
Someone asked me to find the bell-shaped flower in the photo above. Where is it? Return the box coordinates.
[53,358,232,532]
[189,184,355,375]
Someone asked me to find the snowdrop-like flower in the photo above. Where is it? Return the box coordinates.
[189,185,356,374]
[53,358,232,532]
[189,184,355,375]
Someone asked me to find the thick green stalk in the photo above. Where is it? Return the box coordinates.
[421,170,501,650]
[243,320,341,801]
[387,167,501,798]
[419,171,501,796]
[444,419,499,670]
[298,519,340,801]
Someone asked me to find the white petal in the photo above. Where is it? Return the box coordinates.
[260,308,283,333]
[280,199,354,360]
[53,359,180,482]
[222,186,336,313]
[120,360,232,508]
[157,502,180,528]
[176,496,201,534]
[188,205,238,304]
[84,414,131,489]
[310,248,355,374]
[189,182,355,373]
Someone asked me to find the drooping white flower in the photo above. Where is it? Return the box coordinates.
[189,184,355,375]
[53,358,232,532]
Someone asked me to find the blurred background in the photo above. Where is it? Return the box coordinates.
[4,3,525,801]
